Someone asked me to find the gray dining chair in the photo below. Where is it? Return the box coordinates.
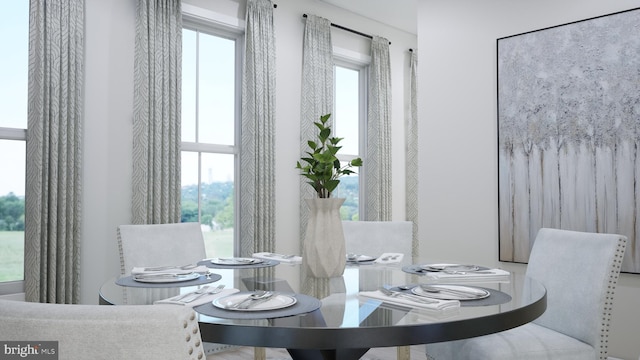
[426,227,627,360]
[117,222,207,275]
[0,299,204,360]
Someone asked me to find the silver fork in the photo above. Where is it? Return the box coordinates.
[227,290,271,309]
[173,286,211,301]
[173,285,211,301]
[378,287,438,304]
[144,264,197,271]
[184,284,226,303]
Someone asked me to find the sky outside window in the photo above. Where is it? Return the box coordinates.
[334,66,360,156]
[0,1,28,197]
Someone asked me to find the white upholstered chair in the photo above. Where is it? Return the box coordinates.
[426,227,627,360]
[0,299,205,360]
[117,222,232,357]
[342,220,413,259]
[117,222,207,275]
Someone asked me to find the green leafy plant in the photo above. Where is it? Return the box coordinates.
[296,114,363,198]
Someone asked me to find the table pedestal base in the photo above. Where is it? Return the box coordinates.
[287,348,369,360]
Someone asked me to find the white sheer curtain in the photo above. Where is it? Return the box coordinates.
[240,0,276,257]
[366,35,392,221]
[300,14,334,296]
[407,50,419,262]
[25,0,84,303]
[131,0,182,224]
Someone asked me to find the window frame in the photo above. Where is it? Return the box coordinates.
[181,14,244,256]
[0,128,27,296]
[0,0,28,294]
[333,56,368,220]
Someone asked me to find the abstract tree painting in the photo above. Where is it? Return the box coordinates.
[497,8,640,273]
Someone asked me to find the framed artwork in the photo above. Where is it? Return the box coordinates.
[497,7,640,273]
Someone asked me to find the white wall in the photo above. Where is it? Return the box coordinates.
[418,1,640,358]
[80,0,416,304]
[81,0,135,305]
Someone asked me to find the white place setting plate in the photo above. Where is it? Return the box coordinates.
[420,263,481,272]
[210,257,264,266]
[213,293,297,311]
[412,284,490,301]
[133,272,200,283]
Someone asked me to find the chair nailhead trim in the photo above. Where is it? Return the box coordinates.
[597,237,627,360]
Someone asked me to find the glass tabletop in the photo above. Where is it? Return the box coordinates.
[100,261,546,357]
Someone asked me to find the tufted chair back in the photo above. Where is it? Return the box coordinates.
[117,222,206,275]
[0,299,205,360]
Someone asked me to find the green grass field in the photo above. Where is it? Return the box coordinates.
[0,231,25,282]
[202,228,234,258]
[0,229,235,283]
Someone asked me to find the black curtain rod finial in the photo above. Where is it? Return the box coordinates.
[273,3,277,8]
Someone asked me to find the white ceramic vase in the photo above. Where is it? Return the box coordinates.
[303,198,346,278]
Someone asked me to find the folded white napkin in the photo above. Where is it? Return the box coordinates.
[131,265,211,276]
[423,268,511,283]
[401,306,461,321]
[253,252,302,264]
[374,253,404,264]
[359,290,460,311]
[154,288,240,308]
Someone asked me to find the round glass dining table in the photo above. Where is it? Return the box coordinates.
[100,260,546,360]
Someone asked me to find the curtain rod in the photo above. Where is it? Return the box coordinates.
[302,14,391,45]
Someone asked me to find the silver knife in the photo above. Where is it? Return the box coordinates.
[227,291,271,309]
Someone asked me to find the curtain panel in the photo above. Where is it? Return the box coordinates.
[366,36,392,221]
[407,50,419,262]
[25,0,84,303]
[299,14,334,297]
[132,0,182,225]
[240,0,277,260]
[299,14,334,228]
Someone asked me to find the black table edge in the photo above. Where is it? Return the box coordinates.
[198,289,547,349]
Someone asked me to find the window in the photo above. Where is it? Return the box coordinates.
[181,18,242,258]
[333,62,366,220]
[0,1,28,293]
